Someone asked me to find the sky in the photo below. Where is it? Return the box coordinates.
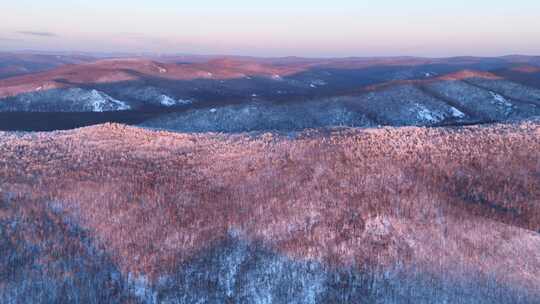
[1,0,540,57]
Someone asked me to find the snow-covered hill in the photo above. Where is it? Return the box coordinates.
[0,88,131,112]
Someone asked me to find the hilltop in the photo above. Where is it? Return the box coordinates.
[1,120,539,303]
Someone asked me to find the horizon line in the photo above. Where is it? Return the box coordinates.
[2,49,540,60]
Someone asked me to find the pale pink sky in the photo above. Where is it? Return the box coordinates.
[1,0,540,57]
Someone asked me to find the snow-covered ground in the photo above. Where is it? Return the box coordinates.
[489,91,513,108]
[158,95,193,107]
[0,88,132,112]
[449,106,466,118]
[414,103,445,123]
[85,89,131,112]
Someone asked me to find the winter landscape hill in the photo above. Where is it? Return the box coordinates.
[0,55,539,132]
[0,54,539,303]
[1,120,539,303]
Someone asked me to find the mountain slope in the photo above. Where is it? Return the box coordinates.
[1,121,539,303]
[1,56,540,132]
[140,75,540,133]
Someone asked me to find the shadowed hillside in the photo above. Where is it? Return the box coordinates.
[1,56,540,132]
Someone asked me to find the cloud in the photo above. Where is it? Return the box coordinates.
[16,31,57,37]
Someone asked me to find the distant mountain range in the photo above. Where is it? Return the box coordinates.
[0,53,539,131]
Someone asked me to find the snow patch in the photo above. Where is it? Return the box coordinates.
[449,107,466,118]
[312,79,327,86]
[158,95,177,107]
[88,90,131,112]
[417,109,437,122]
[209,108,217,113]
[157,67,167,73]
[271,74,282,81]
[157,95,193,107]
[489,91,512,107]
[414,103,443,123]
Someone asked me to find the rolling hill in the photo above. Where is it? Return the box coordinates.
[0,120,539,303]
[0,56,540,132]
